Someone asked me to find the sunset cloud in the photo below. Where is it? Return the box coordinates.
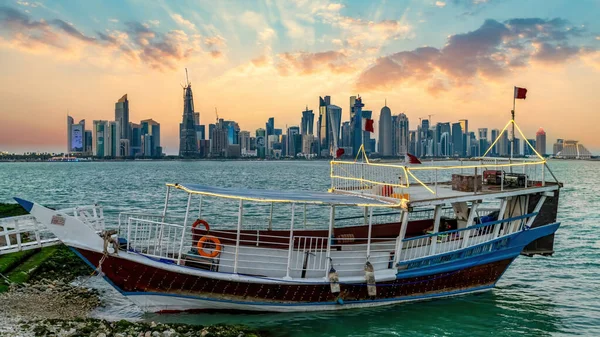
[356,18,596,92]
[0,6,224,70]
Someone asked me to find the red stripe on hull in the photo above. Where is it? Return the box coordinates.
[76,249,510,303]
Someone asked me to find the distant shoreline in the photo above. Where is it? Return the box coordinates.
[1,156,598,163]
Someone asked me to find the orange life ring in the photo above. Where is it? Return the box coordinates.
[197,235,222,258]
[192,219,210,232]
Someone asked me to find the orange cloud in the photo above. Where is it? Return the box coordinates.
[0,6,225,70]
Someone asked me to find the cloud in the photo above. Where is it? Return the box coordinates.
[109,18,118,23]
[436,1,446,8]
[170,13,196,31]
[276,50,354,75]
[0,6,224,70]
[356,17,596,92]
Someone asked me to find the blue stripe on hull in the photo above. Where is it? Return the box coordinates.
[396,222,560,279]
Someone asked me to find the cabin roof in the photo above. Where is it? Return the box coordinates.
[168,183,397,206]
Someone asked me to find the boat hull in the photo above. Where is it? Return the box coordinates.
[74,247,512,312]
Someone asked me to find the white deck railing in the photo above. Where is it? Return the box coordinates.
[121,211,536,280]
[397,212,537,264]
[331,158,549,201]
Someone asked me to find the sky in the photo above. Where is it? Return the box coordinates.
[0,0,599,154]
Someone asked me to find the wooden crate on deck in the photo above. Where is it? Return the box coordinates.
[451,174,482,192]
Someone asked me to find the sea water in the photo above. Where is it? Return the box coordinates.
[1,160,599,336]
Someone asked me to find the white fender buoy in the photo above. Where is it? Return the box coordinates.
[365,261,376,297]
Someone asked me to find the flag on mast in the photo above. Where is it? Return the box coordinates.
[514,87,527,99]
[405,153,422,164]
[362,118,374,132]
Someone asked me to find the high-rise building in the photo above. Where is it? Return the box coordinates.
[341,121,351,148]
[490,129,500,156]
[317,96,331,156]
[351,96,364,157]
[327,104,342,155]
[141,119,161,157]
[179,80,199,157]
[301,107,314,135]
[130,123,142,157]
[92,120,111,157]
[109,121,119,157]
[536,127,547,156]
[210,119,229,157]
[115,94,130,142]
[67,116,85,154]
[84,130,92,155]
[451,122,463,157]
[266,117,275,136]
[286,126,301,157]
[408,130,417,156]
[238,131,251,153]
[553,139,564,155]
[256,128,266,159]
[524,139,536,156]
[436,122,451,157]
[478,128,489,155]
[498,131,509,156]
[378,104,392,156]
[394,113,409,156]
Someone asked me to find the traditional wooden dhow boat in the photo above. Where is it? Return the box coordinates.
[15,131,562,312]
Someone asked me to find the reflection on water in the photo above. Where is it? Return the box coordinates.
[2,160,600,336]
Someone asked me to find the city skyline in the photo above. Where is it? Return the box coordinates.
[1,0,600,154]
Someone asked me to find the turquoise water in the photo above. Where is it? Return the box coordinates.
[1,160,599,336]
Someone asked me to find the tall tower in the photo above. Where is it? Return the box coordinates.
[115,94,129,141]
[536,127,546,156]
[179,70,199,157]
[378,103,392,156]
[351,96,364,157]
[301,106,314,135]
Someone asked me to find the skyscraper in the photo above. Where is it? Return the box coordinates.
[498,131,509,156]
[437,122,451,156]
[266,117,275,136]
[317,96,331,155]
[301,107,314,135]
[378,104,392,156]
[341,121,351,148]
[395,113,409,156]
[256,128,266,159]
[478,128,489,155]
[115,94,130,142]
[286,126,301,157]
[327,104,342,155]
[490,129,500,156]
[351,96,364,157]
[141,119,161,157]
[536,127,547,155]
[92,120,110,157]
[210,119,228,157]
[67,116,85,154]
[179,78,199,157]
[451,122,463,157]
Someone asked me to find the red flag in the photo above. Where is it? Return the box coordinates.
[514,87,527,99]
[335,148,345,158]
[362,118,374,132]
[406,153,421,164]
